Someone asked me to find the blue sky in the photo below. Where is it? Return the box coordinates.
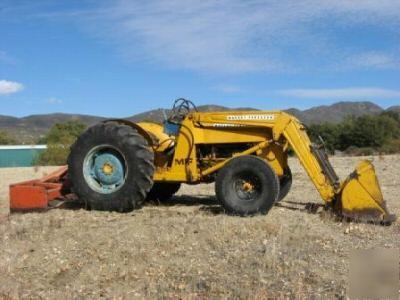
[0,0,399,117]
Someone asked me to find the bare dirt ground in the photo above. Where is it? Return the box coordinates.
[0,156,399,299]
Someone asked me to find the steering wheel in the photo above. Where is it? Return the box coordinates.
[169,98,198,123]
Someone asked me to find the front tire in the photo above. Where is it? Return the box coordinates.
[277,168,292,202]
[68,122,154,212]
[215,155,280,216]
[147,182,181,202]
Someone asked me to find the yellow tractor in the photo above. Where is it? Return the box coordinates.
[65,99,394,222]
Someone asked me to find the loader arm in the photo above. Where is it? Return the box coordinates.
[194,111,393,222]
[273,114,338,203]
[271,114,393,222]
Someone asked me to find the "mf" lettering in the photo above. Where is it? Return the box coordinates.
[175,158,193,165]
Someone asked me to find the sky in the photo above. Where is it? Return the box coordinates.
[0,0,399,117]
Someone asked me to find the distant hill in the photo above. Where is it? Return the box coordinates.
[126,101,391,125]
[387,106,400,113]
[286,101,384,124]
[0,113,105,143]
[0,101,397,143]
[126,105,253,124]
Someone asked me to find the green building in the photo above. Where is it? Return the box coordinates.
[0,145,47,167]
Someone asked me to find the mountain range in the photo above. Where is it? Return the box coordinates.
[0,101,398,143]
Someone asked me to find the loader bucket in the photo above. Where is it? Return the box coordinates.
[338,160,395,223]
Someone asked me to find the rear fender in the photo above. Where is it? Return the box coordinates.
[102,119,155,146]
[258,143,288,178]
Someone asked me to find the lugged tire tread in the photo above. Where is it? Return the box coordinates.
[68,122,155,212]
[215,155,280,216]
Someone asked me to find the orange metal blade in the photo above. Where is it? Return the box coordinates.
[10,185,52,210]
[9,166,70,211]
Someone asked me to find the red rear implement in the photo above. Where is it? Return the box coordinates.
[9,166,72,211]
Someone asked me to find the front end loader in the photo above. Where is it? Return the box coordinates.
[10,99,395,223]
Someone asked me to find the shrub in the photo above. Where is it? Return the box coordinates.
[0,130,16,145]
[307,123,339,154]
[344,146,376,156]
[308,111,400,154]
[338,115,399,150]
[36,121,86,165]
[380,139,400,154]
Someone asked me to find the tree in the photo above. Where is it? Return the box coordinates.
[381,110,400,123]
[0,130,16,145]
[338,114,400,150]
[36,121,86,165]
[308,123,340,153]
[38,121,86,144]
[306,111,400,154]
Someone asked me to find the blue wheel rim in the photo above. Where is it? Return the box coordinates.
[83,145,127,194]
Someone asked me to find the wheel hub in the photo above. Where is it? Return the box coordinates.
[102,162,114,175]
[93,153,124,186]
[83,146,127,194]
[233,173,261,201]
[241,181,254,192]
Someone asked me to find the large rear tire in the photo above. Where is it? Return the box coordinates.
[215,155,280,216]
[68,122,154,212]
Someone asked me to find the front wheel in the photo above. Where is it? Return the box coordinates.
[215,155,280,216]
[147,182,181,202]
[277,168,292,202]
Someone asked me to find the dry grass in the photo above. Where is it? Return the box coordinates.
[0,156,399,298]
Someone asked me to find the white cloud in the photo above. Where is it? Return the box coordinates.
[342,52,400,70]
[278,87,400,99]
[47,97,63,104]
[0,51,16,64]
[4,1,400,74]
[214,85,242,94]
[0,80,24,95]
[83,0,400,73]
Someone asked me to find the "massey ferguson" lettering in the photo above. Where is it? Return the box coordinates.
[226,114,275,121]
